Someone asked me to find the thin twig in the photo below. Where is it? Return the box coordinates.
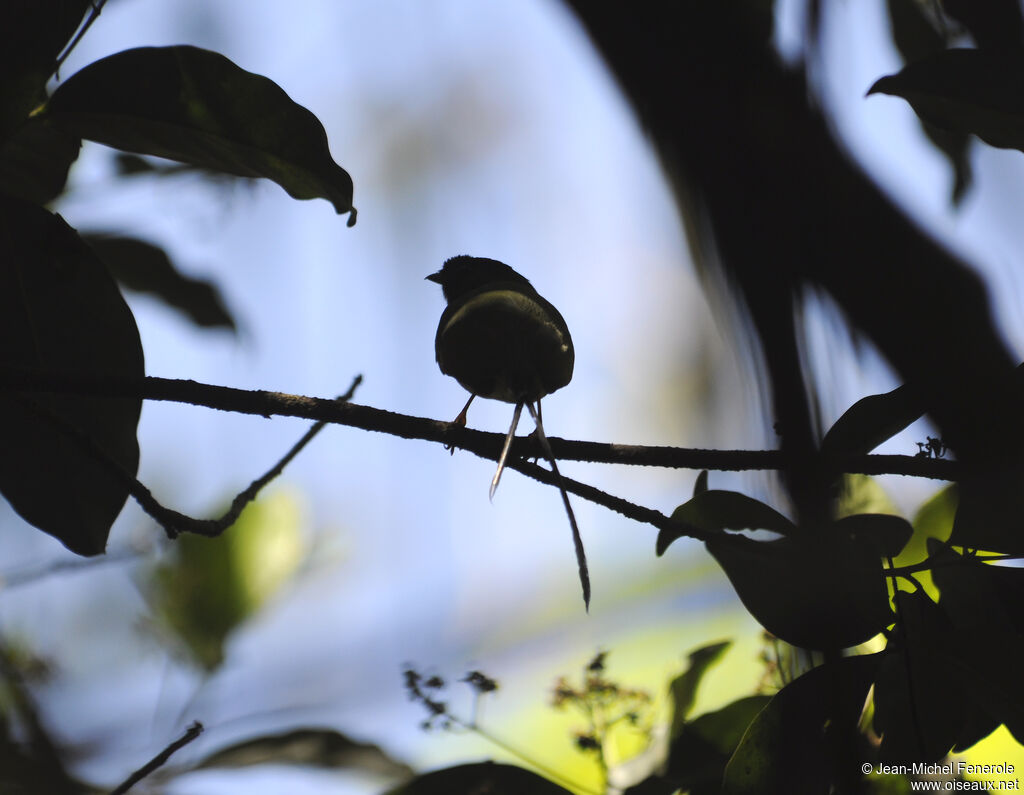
[109,721,203,795]
[10,374,361,540]
[53,0,109,79]
[0,548,144,589]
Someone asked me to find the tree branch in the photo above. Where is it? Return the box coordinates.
[0,367,962,549]
[0,367,960,479]
[54,0,109,78]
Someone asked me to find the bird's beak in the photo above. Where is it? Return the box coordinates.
[425,271,442,284]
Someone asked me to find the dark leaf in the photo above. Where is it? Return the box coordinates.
[887,0,947,61]
[0,117,80,204]
[834,513,914,559]
[622,774,679,795]
[384,762,573,795]
[868,49,1024,153]
[928,540,1024,741]
[0,196,142,555]
[47,45,356,222]
[196,728,412,778]
[706,530,893,649]
[949,471,1024,553]
[941,0,1024,50]
[665,694,771,795]
[0,0,93,139]
[952,704,1001,753]
[659,491,796,555]
[693,469,708,495]
[84,234,236,332]
[722,653,880,794]
[885,0,972,203]
[922,122,972,204]
[873,590,967,762]
[820,385,923,458]
[669,640,733,737]
[892,485,957,591]
[112,151,253,185]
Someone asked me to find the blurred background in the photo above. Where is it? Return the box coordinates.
[2,0,1024,792]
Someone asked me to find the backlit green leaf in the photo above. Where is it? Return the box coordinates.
[722,654,880,794]
[670,640,733,737]
[151,491,305,669]
[666,694,771,794]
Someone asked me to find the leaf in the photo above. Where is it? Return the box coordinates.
[151,492,306,669]
[885,0,972,203]
[0,0,93,139]
[949,471,1024,553]
[665,694,771,795]
[929,540,1024,742]
[833,513,913,559]
[196,728,413,778]
[0,196,142,555]
[941,0,1024,50]
[722,653,880,794]
[820,385,923,458]
[47,45,356,222]
[658,491,796,555]
[622,775,680,795]
[835,474,900,519]
[0,117,80,204]
[706,530,893,649]
[384,762,573,795]
[873,590,968,762]
[867,49,1024,153]
[669,640,733,737]
[84,234,236,331]
[694,469,709,495]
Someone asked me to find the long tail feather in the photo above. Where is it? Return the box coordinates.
[490,401,523,501]
[527,401,590,611]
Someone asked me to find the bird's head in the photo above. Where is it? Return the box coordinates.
[426,255,533,303]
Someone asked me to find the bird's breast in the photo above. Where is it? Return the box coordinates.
[435,289,574,403]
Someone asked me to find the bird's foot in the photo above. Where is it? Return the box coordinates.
[445,398,474,454]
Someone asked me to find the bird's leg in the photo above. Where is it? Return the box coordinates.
[526,401,591,611]
[523,401,542,463]
[446,393,476,454]
[489,401,523,501]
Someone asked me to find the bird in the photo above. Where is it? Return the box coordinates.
[427,255,590,608]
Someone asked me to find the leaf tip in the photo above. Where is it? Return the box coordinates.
[866,75,896,98]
